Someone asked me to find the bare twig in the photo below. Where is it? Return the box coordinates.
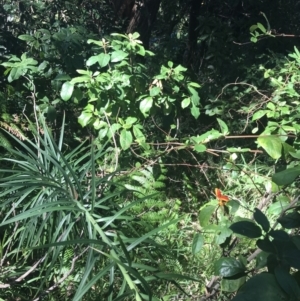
[32,247,88,301]
[0,254,47,289]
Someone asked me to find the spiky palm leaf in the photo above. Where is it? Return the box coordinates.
[0,115,183,301]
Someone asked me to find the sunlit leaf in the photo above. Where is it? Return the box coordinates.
[257,136,282,159]
[214,257,246,277]
[192,233,204,254]
[60,81,74,101]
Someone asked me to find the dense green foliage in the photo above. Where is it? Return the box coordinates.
[1,0,300,300]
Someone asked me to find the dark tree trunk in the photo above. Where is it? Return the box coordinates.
[185,0,202,68]
[111,0,135,19]
[111,0,161,48]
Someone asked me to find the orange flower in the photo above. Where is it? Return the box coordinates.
[215,188,229,206]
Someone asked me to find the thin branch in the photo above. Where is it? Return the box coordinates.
[32,247,88,301]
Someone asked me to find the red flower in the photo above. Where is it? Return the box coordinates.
[215,188,229,206]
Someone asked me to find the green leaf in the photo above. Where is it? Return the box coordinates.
[253,208,270,232]
[257,22,267,33]
[227,147,251,153]
[278,212,300,229]
[132,125,145,140]
[54,74,71,81]
[257,136,282,159]
[199,205,215,227]
[192,233,204,254]
[267,199,289,215]
[215,227,232,245]
[8,67,24,82]
[78,111,93,127]
[174,64,186,72]
[275,266,300,298]
[221,277,246,293]
[272,167,300,186]
[217,118,229,135]
[250,36,258,43]
[255,251,269,269]
[214,257,246,277]
[120,129,133,150]
[194,144,206,153]
[97,53,110,67]
[150,87,160,97]
[252,110,267,121]
[188,86,200,106]
[60,81,74,101]
[111,50,128,62]
[257,238,276,254]
[125,117,137,125]
[131,32,140,39]
[18,34,36,42]
[181,98,190,109]
[283,249,300,269]
[191,105,200,119]
[229,221,262,238]
[188,81,201,88]
[269,230,289,241]
[86,55,100,66]
[140,97,153,117]
[73,87,83,103]
[231,273,288,301]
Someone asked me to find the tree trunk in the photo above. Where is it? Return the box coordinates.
[111,0,161,48]
[185,0,202,68]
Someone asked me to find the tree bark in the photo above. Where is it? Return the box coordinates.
[185,0,202,67]
[111,0,161,48]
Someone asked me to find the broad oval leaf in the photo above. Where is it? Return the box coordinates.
[120,129,133,150]
[181,97,190,109]
[199,205,215,227]
[214,257,246,277]
[78,111,92,127]
[278,212,300,229]
[217,118,229,135]
[254,208,270,232]
[191,105,200,119]
[111,50,128,62]
[194,144,206,153]
[252,110,267,121]
[18,34,36,41]
[274,266,300,298]
[257,22,267,33]
[54,74,72,81]
[140,97,153,117]
[215,227,232,245]
[97,53,110,67]
[257,238,276,254]
[229,221,262,238]
[86,55,100,66]
[255,251,269,269]
[150,87,160,97]
[132,125,145,140]
[257,136,282,159]
[269,229,289,241]
[283,249,300,269]
[192,233,204,254]
[272,167,300,186]
[221,277,246,293]
[60,81,74,101]
[232,273,288,301]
